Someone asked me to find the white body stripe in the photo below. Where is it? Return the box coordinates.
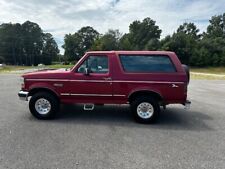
[113,95,126,97]
[26,78,184,84]
[71,93,112,97]
[61,93,126,97]
[61,93,70,96]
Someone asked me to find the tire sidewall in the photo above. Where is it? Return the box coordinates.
[131,97,160,124]
[29,92,58,119]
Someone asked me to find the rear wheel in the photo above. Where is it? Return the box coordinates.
[29,92,59,120]
[131,96,160,124]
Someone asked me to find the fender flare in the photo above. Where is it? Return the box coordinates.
[28,86,60,98]
[128,89,163,103]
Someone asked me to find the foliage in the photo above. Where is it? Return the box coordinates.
[119,18,162,50]
[91,18,162,52]
[128,18,162,50]
[0,56,4,63]
[161,22,200,65]
[63,26,99,61]
[91,29,122,50]
[1,13,225,67]
[0,21,59,65]
[195,13,225,67]
[42,33,59,65]
[160,13,225,67]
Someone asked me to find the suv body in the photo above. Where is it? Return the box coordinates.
[18,51,190,123]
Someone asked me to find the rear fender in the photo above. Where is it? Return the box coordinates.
[128,87,163,103]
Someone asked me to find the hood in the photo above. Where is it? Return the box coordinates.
[22,68,71,79]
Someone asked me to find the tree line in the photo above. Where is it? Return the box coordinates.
[0,13,225,67]
[0,21,59,65]
[64,13,225,67]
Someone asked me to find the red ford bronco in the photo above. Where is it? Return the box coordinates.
[18,51,190,123]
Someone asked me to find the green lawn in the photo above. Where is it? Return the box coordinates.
[0,65,32,73]
[0,64,74,73]
[190,67,225,75]
[190,67,225,80]
[190,73,225,80]
[46,64,74,69]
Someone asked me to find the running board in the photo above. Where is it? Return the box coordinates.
[84,104,95,111]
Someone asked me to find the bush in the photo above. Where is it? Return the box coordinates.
[0,56,4,63]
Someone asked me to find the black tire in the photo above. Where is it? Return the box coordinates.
[29,92,59,120]
[131,96,160,124]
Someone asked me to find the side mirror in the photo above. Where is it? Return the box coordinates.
[84,67,90,75]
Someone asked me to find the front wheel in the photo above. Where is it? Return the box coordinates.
[29,92,59,120]
[131,97,160,124]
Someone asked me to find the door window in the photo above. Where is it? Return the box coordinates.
[77,55,109,74]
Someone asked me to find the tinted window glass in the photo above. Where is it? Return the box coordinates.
[119,55,176,73]
[77,55,109,73]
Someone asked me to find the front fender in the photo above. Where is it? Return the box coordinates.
[28,82,59,97]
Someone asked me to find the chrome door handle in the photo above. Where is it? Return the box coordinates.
[103,77,112,81]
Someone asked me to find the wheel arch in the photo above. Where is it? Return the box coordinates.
[128,90,163,104]
[28,87,60,103]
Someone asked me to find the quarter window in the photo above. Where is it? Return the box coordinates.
[77,55,109,74]
[119,55,176,73]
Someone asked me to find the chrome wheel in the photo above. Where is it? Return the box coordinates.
[137,102,154,119]
[35,98,51,115]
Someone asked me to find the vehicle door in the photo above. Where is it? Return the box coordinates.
[70,54,113,103]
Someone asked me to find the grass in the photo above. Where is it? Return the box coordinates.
[190,73,225,80]
[190,67,225,75]
[0,64,74,73]
[46,64,74,69]
[190,67,225,80]
[0,65,33,73]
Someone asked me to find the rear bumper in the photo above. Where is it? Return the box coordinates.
[184,100,191,109]
[18,91,29,101]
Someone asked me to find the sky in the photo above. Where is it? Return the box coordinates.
[0,0,225,53]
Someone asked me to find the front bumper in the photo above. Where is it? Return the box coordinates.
[18,91,29,101]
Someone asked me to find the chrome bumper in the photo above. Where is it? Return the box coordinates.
[18,91,29,101]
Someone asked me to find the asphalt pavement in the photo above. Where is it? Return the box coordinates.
[0,74,225,169]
